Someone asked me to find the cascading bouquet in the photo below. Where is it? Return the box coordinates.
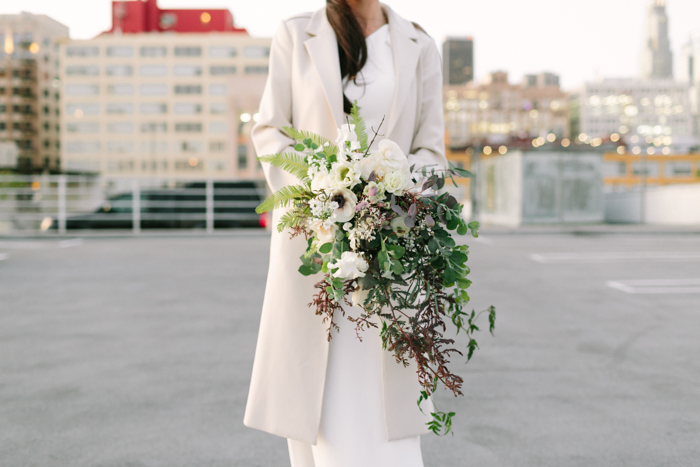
[256,103,495,435]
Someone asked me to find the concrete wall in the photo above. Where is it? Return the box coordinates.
[604,184,700,225]
[476,152,523,227]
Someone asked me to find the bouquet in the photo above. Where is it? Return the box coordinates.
[256,103,495,435]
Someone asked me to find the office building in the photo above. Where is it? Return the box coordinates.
[442,37,474,85]
[60,0,271,179]
[641,0,673,79]
[0,13,68,171]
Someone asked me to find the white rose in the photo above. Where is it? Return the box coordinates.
[352,287,370,307]
[329,251,369,280]
[328,160,362,189]
[328,188,357,223]
[311,171,331,192]
[335,124,361,156]
[308,219,337,244]
[384,169,414,196]
[373,139,409,172]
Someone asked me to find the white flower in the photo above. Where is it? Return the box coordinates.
[309,218,337,244]
[335,124,361,157]
[390,216,411,237]
[352,287,370,307]
[328,160,362,189]
[328,188,357,223]
[310,169,331,193]
[329,251,369,279]
[373,139,409,172]
[384,169,414,196]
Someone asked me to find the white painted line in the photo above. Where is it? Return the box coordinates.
[59,238,84,248]
[0,253,7,261]
[531,252,700,264]
[607,279,700,294]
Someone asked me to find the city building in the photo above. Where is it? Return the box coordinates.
[443,71,569,149]
[641,0,673,79]
[0,13,68,172]
[679,33,700,135]
[60,0,271,179]
[442,37,474,86]
[576,78,696,154]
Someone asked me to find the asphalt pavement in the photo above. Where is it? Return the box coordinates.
[1,229,699,466]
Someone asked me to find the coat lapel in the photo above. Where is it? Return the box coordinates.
[304,9,345,131]
[383,4,420,138]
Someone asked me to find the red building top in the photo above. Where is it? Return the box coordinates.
[106,0,247,34]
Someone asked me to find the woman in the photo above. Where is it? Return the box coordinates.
[244,1,446,465]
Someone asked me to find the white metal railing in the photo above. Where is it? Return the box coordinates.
[0,175,267,235]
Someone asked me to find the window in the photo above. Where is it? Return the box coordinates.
[140,65,167,76]
[210,65,236,76]
[210,102,227,114]
[107,141,136,153]
[107,122,135,134]
[140,83,168,96]
[209,84,227,95]
[43,122,50,131]
[244,65,269,75]
[140,46,167,57]
[65,84,99,96]
[174,103,202,115]
[173,65,202,76]
[66,103,100,116]
[140,103,168,114]
[106,46,134,57]
[237,144,248,169]
[106,65,133,76]
[176,140,204,153]
[140,122,167,133]
[106,103,134,115]
[175,122,203,132]
[0,122,5,131]
[67,122,100,134]
[44,140,51,148]
[209,46,237,58]
[65,141,101,153]
[243,46,270,58]
[174,84,202,95]
[108,84,134,96]
[210,141,226,152]
[208,122,227,134]
[174,46,202,57]
[66,46,99,57]
[66,65,99,76]
[139,141,169,154]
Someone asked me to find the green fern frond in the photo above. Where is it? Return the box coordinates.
[282,126,339,157]
[256,184,312,214]
[276,206,309,232]
[349,101,368,152]
[257,152,309,180]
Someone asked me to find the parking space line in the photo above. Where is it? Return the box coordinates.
[531,252,700,263]
[607,279,700,294]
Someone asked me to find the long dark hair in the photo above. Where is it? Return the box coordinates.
[326,0,368,115]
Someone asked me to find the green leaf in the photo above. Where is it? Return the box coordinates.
[256,184,311,213]
[276,207,309,232]
[294,143,305,152]
[298,265,314,276]
[319,242,333,254]
[387,244,405,259]
[282,126,339,156]
[457,222,468,236]
[349,101,369,152]
[449,161,474,178]
[257,152,310,181]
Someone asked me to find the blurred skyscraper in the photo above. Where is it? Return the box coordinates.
[442,37,474,85]
[641,0,673,79]
[680,33,700,136]
[60,0,270,179]
[0,13,68,172]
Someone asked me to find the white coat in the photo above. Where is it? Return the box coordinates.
[244,3,447,445]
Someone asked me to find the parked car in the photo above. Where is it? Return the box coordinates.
[49,180,266,229]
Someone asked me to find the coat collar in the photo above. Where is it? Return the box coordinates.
[303,3,420,138]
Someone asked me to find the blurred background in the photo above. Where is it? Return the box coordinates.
[0,1,699,466]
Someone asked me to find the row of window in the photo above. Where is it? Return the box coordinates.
[0,121,59,132]
[66,64,252,77]
[65,159,231,173]
[66,121,228,134]
[66,45,269,59]
[64,83,234,97]
[66,101,228,116]
[64,140,231,154]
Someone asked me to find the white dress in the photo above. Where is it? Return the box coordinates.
[286,24,425,467]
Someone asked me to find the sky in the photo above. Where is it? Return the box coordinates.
[2,0,700,90]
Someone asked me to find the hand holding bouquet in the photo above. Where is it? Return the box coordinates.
[257,103,495,435]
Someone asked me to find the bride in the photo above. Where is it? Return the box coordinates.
[244,1,446,465]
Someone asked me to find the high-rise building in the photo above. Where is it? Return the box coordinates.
[60,0,271,179]
[444,71,569,148]
[0,13,68,172]
[641,0,673,79]
[680,33,700,135]
[442,37,474,86]
[576,78,696,153]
